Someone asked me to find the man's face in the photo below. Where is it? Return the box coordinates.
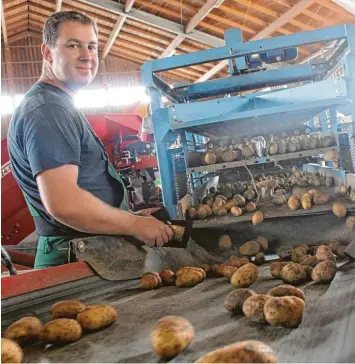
[44,21,99,90]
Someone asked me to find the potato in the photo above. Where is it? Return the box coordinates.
[225,257,249,268]
[300,255,319,267]
[187,207,197,219]
[332,202,346,217]
[242,294,270,323]
[308,189,320,197]
[41,319,82,344]
[223,266,238,280]
[231,206,243,216]
[304,266,313,281]
[313,193,329,205]
[291,247,307,263]
[316,245,335,262]
[213,264,227,277]
[326,240,340,253]
[336,245,347,258]
[159,270,176,286]
[218,234,232,250]
[280,263,306,285]
[276,245,293,259]
[170,225,185,241]
[254,252,265,265]
[266,285,305,300]
[288,195,300,211]
[201,264,212,277]
[51,300,86,320]
[176,267,206,279]
[264,296,304,328]
[256,236,268,251]
[76,305,118,331]
[217,208,228,216]
[252,211,264,225]
[312,261,337,283]
[346,216,355,230]
[234,194,246,207]
[239,241,260,256]
[231,263,258,288]
[205,152,217,165]
[295,244,309,254]
[140,273,161,289]
[245,202,256,212]
[224,289,256,314]
[270,262,288,279]
[151,316,194,358]
[195,340,278,363]
[176,271,204,287]
[4,317,43,346]
[222,199,238,212]
[272,194,286,205]
[301,195,312,210]
[197,205,208,219]
[1,338,23,364]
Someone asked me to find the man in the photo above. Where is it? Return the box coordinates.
[7,11,173,269]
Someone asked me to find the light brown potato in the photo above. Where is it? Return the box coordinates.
[270,262,288,279]
[175,271,204,287]
[295,244,309,254]
[300,255,319,267]
[224,289,256,314]
[176,267,206,279]
[254,252,265,265]
[217,208,228,216]
[170,225,185,241]
[195,340,278,363]
[304,266,313,281]
[231,263,258,288]
[144,271,162,284]
[266,285,305,300]
[242,294,270,323]
[159,270,176,286]
[336,245,347,258]
[187,207,197,219]
[225,257,249,268]
[325,240,341,253]
[252,211,264,225]
[316,245,335,262]
[239,241,260,256]
[140,274,160,289]
[51,300,86,320]
[151,316,194,358]
[214,264,227,277]
[1,338,23,364]
[313,193,329,205]
[223,266,239,280]
[256,236,268,251]
[346,216,355,230]
[291,247,307,263]
[41,319,82,344]
[245,202,256,213]
[276,245,293,259]
[272,194,286,205]
[280,263,306,285]
[332,202,347,217]
[222,199,238,212]
[301,195,312,210]
[264,296,304,328]
[76,305,118,331]
[231,206,243,216]
[288,195,300,211]
[218,234,232,250]
[4,317,43,346]
[312,261,337,283]
[201,264,212,277]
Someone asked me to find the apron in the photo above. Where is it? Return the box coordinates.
[25,118,128,269]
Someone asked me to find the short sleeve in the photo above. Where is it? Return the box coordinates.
[24,104,82,177]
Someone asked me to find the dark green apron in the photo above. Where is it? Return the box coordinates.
[25,121,128,269]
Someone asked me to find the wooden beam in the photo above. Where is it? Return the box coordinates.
[124,0,136,13]
[197,0,315,82]
[55,0,63,12]
[159,34,185,58]
[329,0,355,16]
[185,0,225,33]
[1,0,9,46]
[101,15,127,60]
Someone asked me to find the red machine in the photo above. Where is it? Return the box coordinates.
[1,106,158,250]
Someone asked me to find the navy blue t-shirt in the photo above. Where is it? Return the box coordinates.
[7,82,124,236]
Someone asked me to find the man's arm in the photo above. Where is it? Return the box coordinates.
[36,164,173,246]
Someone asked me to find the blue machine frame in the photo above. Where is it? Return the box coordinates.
[142,24,355,217]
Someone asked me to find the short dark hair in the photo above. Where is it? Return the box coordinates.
[43,11,98,48]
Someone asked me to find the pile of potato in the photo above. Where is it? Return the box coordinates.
[2,300,118,363]
[150,314,278,362]
[224,284,305,328]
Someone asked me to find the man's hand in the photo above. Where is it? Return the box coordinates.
[133,216,173,247]
[133,207,161,217]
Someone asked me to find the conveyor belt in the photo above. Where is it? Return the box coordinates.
[2,261,355,363]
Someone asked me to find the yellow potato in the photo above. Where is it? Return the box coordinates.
[224,289,256,314]
[256,236,268,251]
[41,318,82,344]
[176,267,206,279]
[218,234,232,250]
[195,340,278,363]
[231,263,258,288]
[270,262,288,279]
[242,294,270,323]
[223,266,238,280]
[266,285,305,300]
[175,271,204,287]
[291,247,307,263]
[140,274,160,289]
[280,263,306,285]
[151,316,194,358]
[239,241,260,256]
[225,257,249,268]
[316,245,335,262]
[312,261,337,283]
[51,300,86,320]
[1,338,23,364]
[76,305,118,331]
[159,270,176,286]
[264,296,304,328]
[252,211,264,225]
[4,317,43,346]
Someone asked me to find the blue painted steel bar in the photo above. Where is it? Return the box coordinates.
[224,28,246,75]
[171,63,325,100]
[330,108,338,133]
[142,25,349,74]
[319,110,329,131]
